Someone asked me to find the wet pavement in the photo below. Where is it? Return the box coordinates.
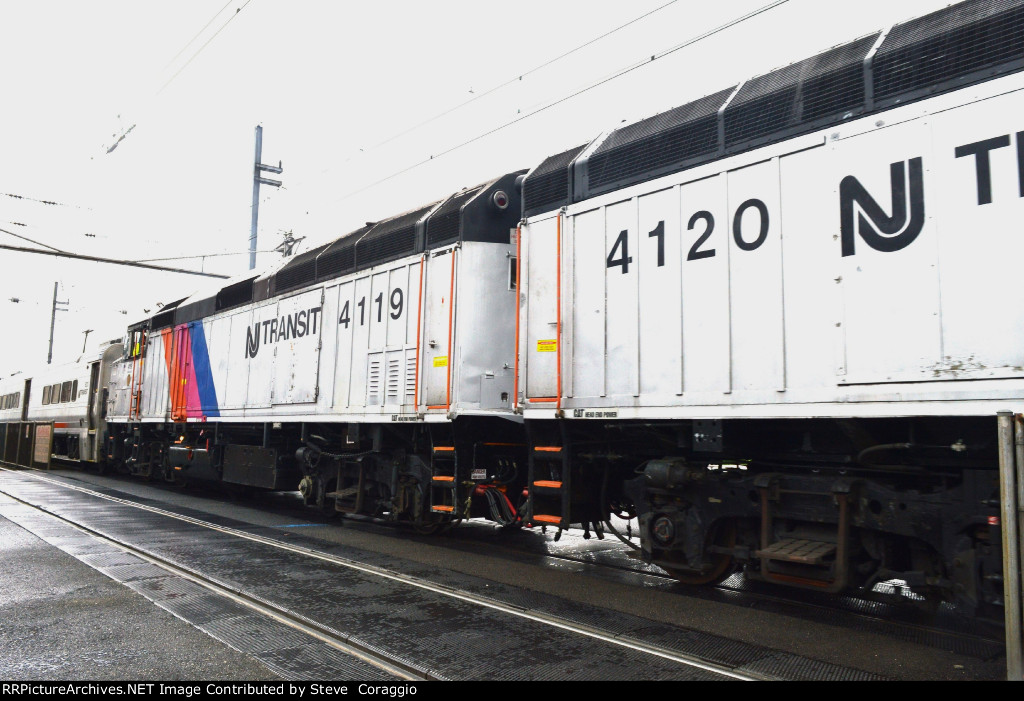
[0,467,1010,681]
[0,493,282,680]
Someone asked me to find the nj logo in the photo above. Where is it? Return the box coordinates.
[839,157,925,257]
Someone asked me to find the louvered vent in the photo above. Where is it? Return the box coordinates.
[426,186,483,246]
[873,0,1024,106]
[522,144,586,218]
[587,87,734,196]
[386,354,402,405]
[356,202,437,269]
[405,353,417,402]
[367,355,382,406]
[724,33,877,149]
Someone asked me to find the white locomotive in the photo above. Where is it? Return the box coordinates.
[2,0,1021,620]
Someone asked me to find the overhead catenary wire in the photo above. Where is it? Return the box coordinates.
[0,243,229,278]
[161,0,237,73]
[333,0,790,202]
[156,0,255,97]
[106,0,256,154]
[0,226,64,253]
[1,191,90,210]
[337,0,682,166]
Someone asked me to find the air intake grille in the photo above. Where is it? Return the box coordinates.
[873,0,1024,104]
[355,202,437,269]
[588,87,734,193]
[316,224,371,283]
[426,186,483,247]
[724,33,877,149]
[274,244,328,293]
[523,144,586,217]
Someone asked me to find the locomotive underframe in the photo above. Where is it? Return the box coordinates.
[604,416,1005,618]
[99,412,1005,621]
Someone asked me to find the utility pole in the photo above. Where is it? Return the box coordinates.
[48,282,68,364]
[249,125,283,270]
[81,329,93,354]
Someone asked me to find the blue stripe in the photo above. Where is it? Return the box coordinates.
[189,321,220,417]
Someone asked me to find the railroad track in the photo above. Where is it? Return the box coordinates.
[0,464,777,681]
[8,463,1005,671]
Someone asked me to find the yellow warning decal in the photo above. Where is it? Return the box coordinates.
[537,340,557,352]
[433,356,448,367]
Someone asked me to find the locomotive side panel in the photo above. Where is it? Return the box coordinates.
[451,240,517,411]
[528,74,1024,418]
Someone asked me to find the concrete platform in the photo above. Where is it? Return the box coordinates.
[0,494,281,680]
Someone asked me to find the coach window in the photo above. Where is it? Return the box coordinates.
[52,384,60,402]
[42,386,51,405]
[72,380,78,401]
[60,380,72,403]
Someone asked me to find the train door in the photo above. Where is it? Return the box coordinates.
[20,379,30,421]
[86,361,100,460]
[522,213,561,403]
[420,248,456,409]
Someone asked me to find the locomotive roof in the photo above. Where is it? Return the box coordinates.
[522,0,1024,215]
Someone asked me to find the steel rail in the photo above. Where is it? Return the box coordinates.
[0,465,764,681]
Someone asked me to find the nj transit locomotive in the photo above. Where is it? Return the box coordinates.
[3,0,1023,622]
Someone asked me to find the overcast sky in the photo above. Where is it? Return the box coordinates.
[0,0,955,374]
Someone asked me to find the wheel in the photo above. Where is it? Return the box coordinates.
[411,521,444,535]
[665,521,737,585]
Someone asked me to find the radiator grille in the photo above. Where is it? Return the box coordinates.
[588,87,734,195]
[873,0,1024,104]
[356,203,437,269]
[275,244,327,293]
[724,33,877,149]
[522,144,586,217]
[426,186,483,247]
[315,224,371,283]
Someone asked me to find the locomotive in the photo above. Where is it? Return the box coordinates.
[2,0,1022,622]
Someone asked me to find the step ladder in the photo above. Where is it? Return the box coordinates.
[429,444,460,519]
[526,421,571,540]
[326,455,366,514]
[752,474,852,593]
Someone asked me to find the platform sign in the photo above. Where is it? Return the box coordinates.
[32,423,52,469]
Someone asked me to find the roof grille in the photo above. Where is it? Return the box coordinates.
[588,87,734,195]
[522,144,586,217]
[315,224,371,283]
[274,243,328,293]
[724,33,877,149]
[873,0,1024,105]
[426,186,483,246]
[355,203,437,269]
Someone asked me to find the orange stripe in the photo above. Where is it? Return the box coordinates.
[529,397,558,403]
[52,422,68,429]
[534,446,562,453]
[433,446,455,452]
[533,480,562,488]
[556,212,562,411]
[431,505,454,513]
[426,405,447,410]
[446,250,456,409]
[414,255,425,410]
[533,514,561,524]
[432,475,455,482]
[513,224,521,410]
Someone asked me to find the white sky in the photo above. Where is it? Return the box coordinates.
[0,0,955,374]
